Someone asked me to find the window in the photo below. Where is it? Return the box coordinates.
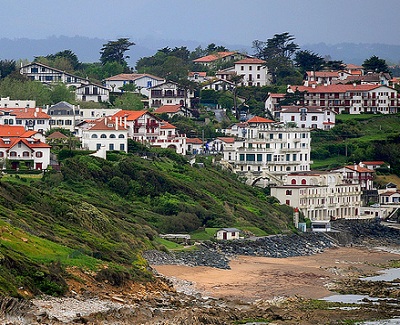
[110,134,116,138]
[91,134,98,138]
[36,151,43,158]
[109,143,114,150]
[45,76,53,81]
[291,179,297,185]
[257,154,262,161]
[291,116,295,121]
[266,154,272,161]
[31,67,38,73]
[239,154,245,161]
[301,179,307,185]
[249,66,252,71]
[65,120,72,125]
[286,190,292,195]
[246,154,255,161]
[23,151,30,157]
[120,143,125,151]
[311,116,317,121]
[10,151,17,157]
[100,134,107,138]
[0,152,3,157]
[118,134,125,138]
[241,66,244,71]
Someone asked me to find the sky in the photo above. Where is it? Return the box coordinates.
[2,0,400,47]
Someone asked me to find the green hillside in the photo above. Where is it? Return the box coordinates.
[311,113,400,173]
[0,150,293,297]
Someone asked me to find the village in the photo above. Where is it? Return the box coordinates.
[1,48,400,236]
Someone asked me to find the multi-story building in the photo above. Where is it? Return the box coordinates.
[149,81,194,108]
[46,101,81,133]
[270,171,362,222]
[233,58,270,87]
[285,84,399,114]
[193,51,248,69]
[279,106,336,130]
[221,116,312,186]
[0,108,50,133]
[20,62,89,88]
[0,97,35,109]
[75,83,110,103]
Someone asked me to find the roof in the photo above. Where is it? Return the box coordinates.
[280,106,325,113]
[193,51,237,63]
[216,137,235,143]
[47,131,68,139]
[0,125,28,137]
[112,110,148,121]
[289,84,380,94]
[2,108,50,119]
[218,228,240,232]
[361,161,385,166]
[344,165,374,173]
[49,101,75,109]
[267,93,286,98]
[103,73,164,82]
[0,137,51,150]
[247,116,275,123]
[21,62,89,82]
[88,117,128,131]
[306,71,339,78]
[154,105,183,114]
[380,191,400,197]
[186,137,203,144]
[188,71,207,77]
[234,58,265,65]
[160,121,176,129]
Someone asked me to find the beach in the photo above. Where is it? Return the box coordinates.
[153,246,400,302]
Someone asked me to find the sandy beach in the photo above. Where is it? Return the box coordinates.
[153,246,400,302]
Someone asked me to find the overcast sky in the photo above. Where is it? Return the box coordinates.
[2,0,400,47]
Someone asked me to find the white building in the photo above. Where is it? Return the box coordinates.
[234,58,270,87]
[221,116,312,186]
[149,81,194,108]
[81,117,128,152]
[46,102,80,133]
[75,83,110,103]
[270,171,362,221]
[216,228,241,240]
[151,121,187,155]
[103,73,165,97]
[0,108,50,133]
[20,62,89,88]
[0,97,36,109]
[279,106,336,130]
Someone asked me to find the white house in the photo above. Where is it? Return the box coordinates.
[221,116,312,186]
[151,120,187,155]
[20,62,89,88]
[270,171,362,221]
[81,117,128,152]
[186,137,203,155]
[153,104,192,118]
[75,83,110,103]
[46,101,80,133]
[332,164,375,191]
[103,73,165,97]
[188,71,208,83]
[149,81,194,108]
[279,106,336,130]
[0,108,50,133]
[201,78,235,92]
[0,97,35,109]
[234,58,270,87]
[0,126,51,170]
[216,228,241,240]
[193,52,248,68]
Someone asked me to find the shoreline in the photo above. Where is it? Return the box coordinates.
[152,246,400,302]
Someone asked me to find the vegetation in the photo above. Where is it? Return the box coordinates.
[0,149,294,296]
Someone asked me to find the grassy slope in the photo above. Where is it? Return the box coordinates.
[0,152,293,297]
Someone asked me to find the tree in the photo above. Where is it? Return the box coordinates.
[230,73,244,119]
[294,50,324,74]
[100,38,135,68]
[50,83,75,104]
[113,92,144,110]
[363,55,390,73]
[253,32,299,84]
[0,60,16,79]
[206,43,228,54]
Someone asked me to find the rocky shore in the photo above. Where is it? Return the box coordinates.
[2,219,400,324]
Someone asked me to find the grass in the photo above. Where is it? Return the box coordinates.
[0,220,102,270]
[190,227,219,240]
[311,155,348,170]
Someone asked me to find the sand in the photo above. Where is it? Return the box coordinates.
[152,246,400,302]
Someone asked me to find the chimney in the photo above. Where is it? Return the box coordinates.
[124,116,127,128]
[115,117,118,130]
[104,117,107,125]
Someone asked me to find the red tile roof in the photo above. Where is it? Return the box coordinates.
[235,58,265,64]
[112,110,148,121]
[216,137,235,143]
[289,84,379,93]
[154,105,182,114]
[88,117,128,131]
[345,165,374,173]
[160,121,176,129]
[193,52,237,63]
[47,131,68,139]
[3,108,50,119]
[186,137,203,144]
[188,72,207,77]
[0,125,27,137]
[247,116,275,123]
[361,161,385,166]
[306,71,339,78]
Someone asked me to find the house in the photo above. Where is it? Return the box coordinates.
[79,108,121,120]
[264,93,286,115]
[149,81,194,108]
[270,171,361,221]
[46,131,69,147]
[46,101,80,133]
[216,228,241,240]
[153,104,192,118]
[151,120,187,155]
[201,78,235,92]
[186,137,203,155]
[0,97,35,109]
[80,117,128,152]
[304,71,339,86]
[103,73,165,97]
[279,106,336,130]
[215,67,237,81]
[287,84,399,114]
[359,161,388,170]
[234,58,270,87]
[0,108,50,133]
[0,125,51,170]
[188,71,208,83]
[221,116,312,186]
[332,164,375,191]
[193,52,248,68]
[20,62,89,88]
[75,83,110,103]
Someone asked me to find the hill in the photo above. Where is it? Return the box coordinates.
[0,150,293,297]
